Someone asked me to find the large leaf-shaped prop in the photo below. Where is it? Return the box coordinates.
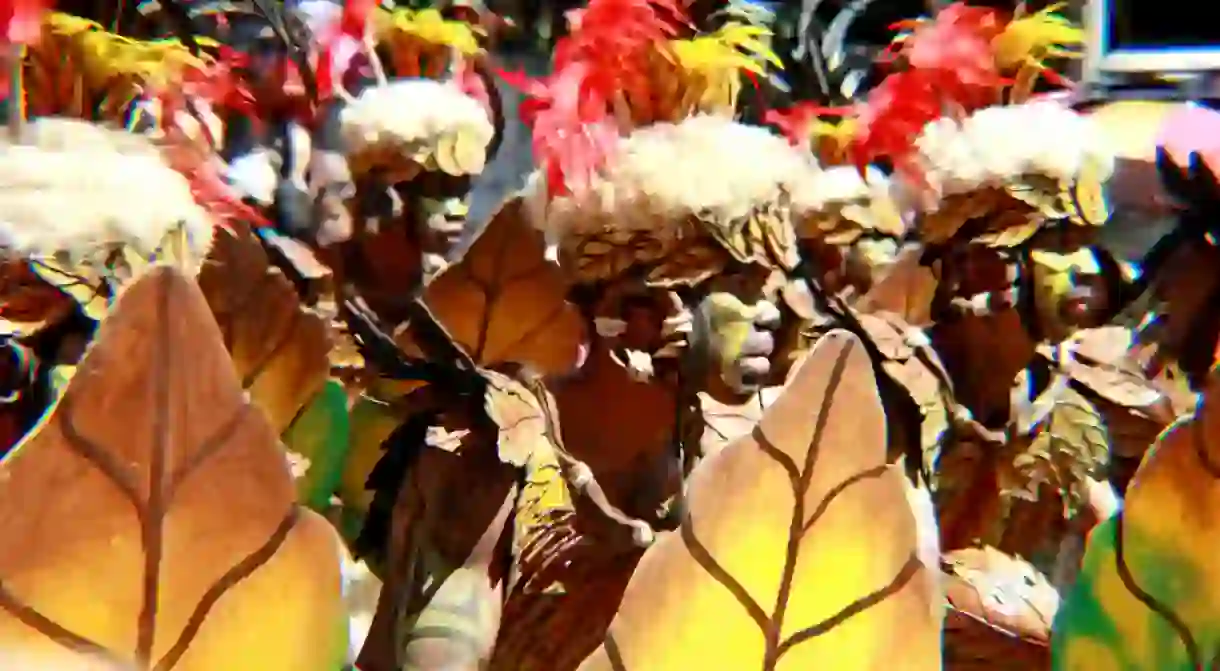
[1052,372,1220,669]
[0,266,347,670]
[577,330,942,670]
[197,224,332,433]
[197,225,348,509]
[857,245,939,327]
[403,196,586,375]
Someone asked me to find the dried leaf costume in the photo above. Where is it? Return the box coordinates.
[352,3,837,670]
[301,2,504,320]
[766,105,908,299]
[802,5,1181,665]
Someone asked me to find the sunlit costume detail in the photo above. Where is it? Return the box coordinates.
[370,2,825,670]
[0,119,214,267]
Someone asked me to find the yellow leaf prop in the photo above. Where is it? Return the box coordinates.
[0,266,346,671]
[197,224,332,434]
[405,196,586,375]
[577,330,942,671]
[1052,373,1220,670]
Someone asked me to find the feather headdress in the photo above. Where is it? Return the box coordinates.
[333,4,497,180]
[0,12,268,280]
[766,103,907,246]
[0,118,214,267]
[513,0,811,285]
[22,13,213,123]
[841,2,1110,248]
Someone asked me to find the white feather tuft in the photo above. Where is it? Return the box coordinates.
[226,148,279,205]
[913,101,1116,202]
[0,118,213,262]
[339,78,494,175]
[792,165,889,213]
[530,115,821,240]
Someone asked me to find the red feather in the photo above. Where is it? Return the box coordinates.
[850,2,1010,184]
[0,0,49,98]
[151,57,273,230]
[503,0,691,198]
[765,102,850,146]
[1,0,48,45]
[340,0,376,39]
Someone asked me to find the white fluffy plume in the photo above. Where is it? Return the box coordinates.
[0,118,213,261]
[339,78,494,175]
[913,101,1116,200]
[530,115,821,239]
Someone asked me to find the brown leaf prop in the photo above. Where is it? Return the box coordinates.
[197,224,332,433]
[0,266,346,670]
[697,387,777,459]
[943,547,1057,670]
[407,196,586,375]
[577,330,942,670]
[857,245,939,326]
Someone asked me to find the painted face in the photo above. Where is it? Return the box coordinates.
[691,265,785,399]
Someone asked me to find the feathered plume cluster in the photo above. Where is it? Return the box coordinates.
[509,0,786,202]
[0,118,214,262]
[846,2,1085,185]
[914,100,1114,203]
[24,13,211,120]
[0,5,267,253]
[505,0,687,198]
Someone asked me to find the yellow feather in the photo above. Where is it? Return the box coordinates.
[29,13,210,122]
[668,22,782,113]
[670,22,782,78]
[809,118,857,164]
[992,4,1084,73]
[373,7,483,57]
